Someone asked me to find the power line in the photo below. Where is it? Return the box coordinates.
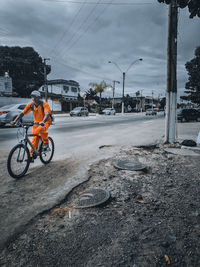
[56,0,102,57]
[62,0,114,55]
[48,0,155,60]
[43,0,154,5]
[52,55,113,82]
[49,0,88,56]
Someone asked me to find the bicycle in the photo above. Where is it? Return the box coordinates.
[7,122,54,179]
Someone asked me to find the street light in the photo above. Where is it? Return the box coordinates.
[112,80,120,108]
[108,58,143,114]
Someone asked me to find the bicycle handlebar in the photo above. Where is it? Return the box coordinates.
[15,121,41,127]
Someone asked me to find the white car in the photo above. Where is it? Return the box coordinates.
[70,107,89,116]
[145,109,157,116]
[102,108,116,115]
[0,103,34,126]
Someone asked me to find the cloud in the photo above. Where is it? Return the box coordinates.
[0,0,199,99]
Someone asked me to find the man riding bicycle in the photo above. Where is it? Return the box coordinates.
[11,90,52,162]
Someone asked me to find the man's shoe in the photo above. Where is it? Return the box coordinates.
[29,157,34,163]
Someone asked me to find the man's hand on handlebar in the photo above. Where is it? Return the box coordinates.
[10,113,23,127]
[39,121,45,127]
[10,121,16,126]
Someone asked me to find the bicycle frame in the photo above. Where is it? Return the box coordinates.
[20,124,42,157]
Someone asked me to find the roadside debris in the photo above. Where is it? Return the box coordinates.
[1,144,200,266]
[50,207,69,218]
[164,254,171,264]
[181,139,197,147]
[99,145,113,149]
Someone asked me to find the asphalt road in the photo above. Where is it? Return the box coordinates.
[0,113,164,151]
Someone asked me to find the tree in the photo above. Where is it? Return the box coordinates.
[182,46,200,104]
[160,97,166,110]
[0,46,51,97]
[89,80,110,113]
[135,91,140,97]
[157,0,200,18]
[85,88,99,101]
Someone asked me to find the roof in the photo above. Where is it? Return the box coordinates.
[47,79,79,86]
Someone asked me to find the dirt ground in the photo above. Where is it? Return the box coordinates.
[1,144,200,267]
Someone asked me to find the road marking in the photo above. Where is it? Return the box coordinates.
[143,121,153,124]
[117,123,133,127]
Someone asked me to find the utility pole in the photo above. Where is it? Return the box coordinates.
[152,90,154,111]
[112,80,120,108]
[140,89,144,112]
[165,0,178,143]
[43,58,50,102]
[122,72,125,114]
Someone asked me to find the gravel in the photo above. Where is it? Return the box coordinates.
[1,144,200,267]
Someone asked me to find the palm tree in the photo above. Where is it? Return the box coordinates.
[89,80,109,113]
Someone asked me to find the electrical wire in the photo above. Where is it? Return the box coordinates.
[51,55,113,82]
[49,0,88,56]
[48,0,156,68]
[61,0,114,56]
[43,0,154,5]
[54,0,102,57]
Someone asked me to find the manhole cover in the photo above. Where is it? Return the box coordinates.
[113,160,146,171]
[75,188,110,208]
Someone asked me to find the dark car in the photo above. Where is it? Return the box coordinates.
[177,108,200,122]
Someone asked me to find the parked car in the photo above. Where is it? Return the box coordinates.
[70,107,89,116]
[102,108,116,115]
[177,108,200,122]
[145,109,157,115]
[0,103,34,126]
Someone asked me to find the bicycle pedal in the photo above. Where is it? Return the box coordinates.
[29,157,34,163]
[26,158,34,163]
[33,153,37,159]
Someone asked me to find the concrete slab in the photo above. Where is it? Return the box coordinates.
[165,148,200,156]
[181,145,200,153]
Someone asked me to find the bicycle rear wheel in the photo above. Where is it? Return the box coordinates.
[7,144,30,179]
[39,137,54,164]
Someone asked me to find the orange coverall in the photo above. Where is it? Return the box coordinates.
[22,101,52,155]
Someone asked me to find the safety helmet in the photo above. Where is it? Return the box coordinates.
[31,90,41,98]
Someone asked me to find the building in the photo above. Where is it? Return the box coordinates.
[0,72,13,96]
[39,79,81,112]
[145,96,159,110]
[39,79,80,99]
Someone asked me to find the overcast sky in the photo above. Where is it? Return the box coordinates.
[0,0,200,99]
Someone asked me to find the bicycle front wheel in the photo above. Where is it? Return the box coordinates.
[39,137,54,164]
[7,144,30,179]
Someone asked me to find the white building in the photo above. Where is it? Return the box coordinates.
[39,79,80,100]
[0,72,13,96]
